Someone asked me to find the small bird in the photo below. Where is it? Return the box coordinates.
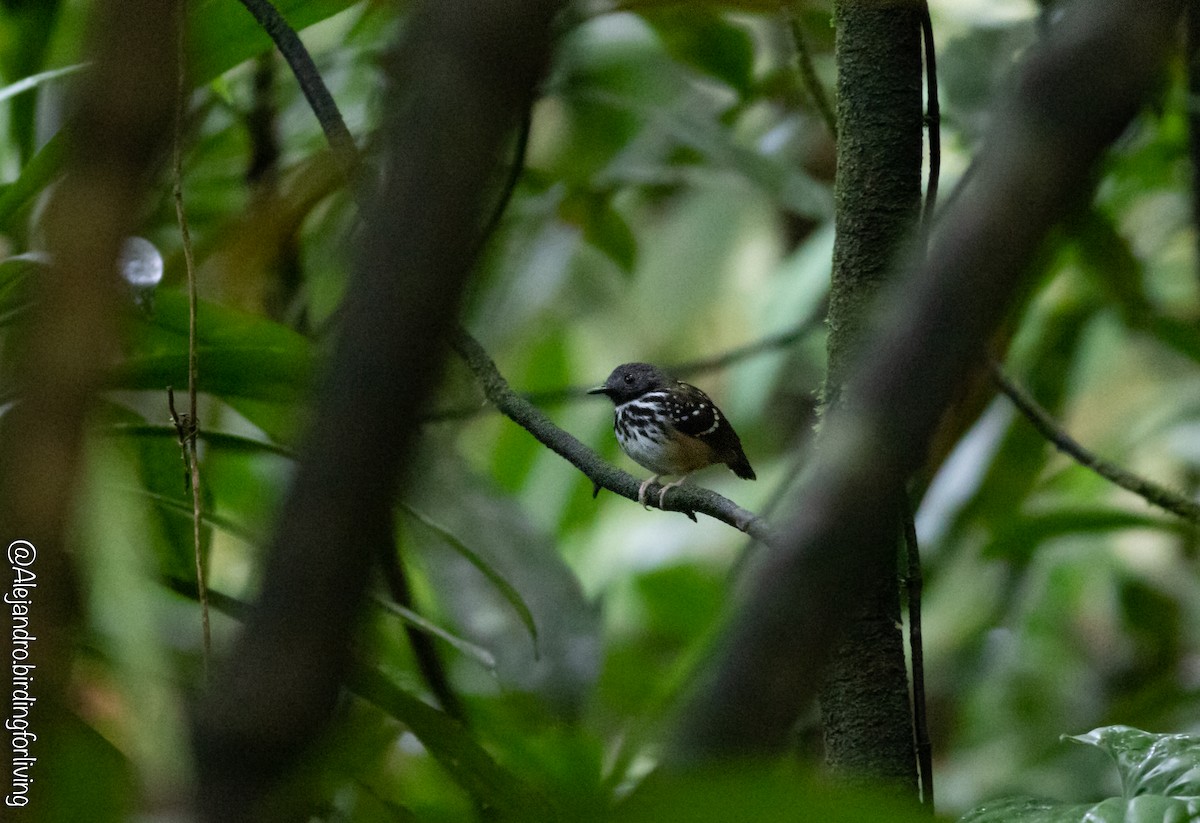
[588,362,755,508]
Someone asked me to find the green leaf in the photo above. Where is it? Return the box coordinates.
[0,253,43,326]
[189,0,363,86]
[1066,726,1200,798]
[101,423,296,460]
[0,132,66,232]
[559,189,638,275]
[959,795,1200,822]
[33,712,136,821]
[615,765,933,823]
[348,666,561,822]
[400,503,539,657]
[644,9,756,96]
[407,448,601,718]
[985,506,1187,561]
[374,594,498,673]
[0,61,88,106]
[115,290,314,442]
[960,728,1200,822]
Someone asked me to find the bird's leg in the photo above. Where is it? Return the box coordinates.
[637,475,661,509]
[657,474,689,508]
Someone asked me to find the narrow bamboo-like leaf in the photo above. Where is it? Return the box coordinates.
[984,506,1186,560]
[0,133,65,231]
[0,254,43,326]
[124,486,265,548]
[133,484,493,668]
[101,423,296,460]
[0,62,89,105]
[189,0,362,85]
[373,596,497,673]
[348,666,561,822]
[400,502,540,656]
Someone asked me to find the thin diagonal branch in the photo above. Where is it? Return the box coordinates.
[784,5,837,138]
[451,328,777,545]
[991,361,1200,523]
[235,0,358,178]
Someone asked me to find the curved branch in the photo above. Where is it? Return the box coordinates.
[451,327,778,545]
[991,362,1200,524]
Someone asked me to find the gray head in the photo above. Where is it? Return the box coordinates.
[588,362,672,405]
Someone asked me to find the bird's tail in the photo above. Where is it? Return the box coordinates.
[728,452,756,481]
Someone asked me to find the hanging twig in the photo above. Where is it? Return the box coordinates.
[172,0,211,665]
[908,4,938,812]
[783,4,837,138]
[919,4,940,246]
[902,489,934,811]
[991,361,1200,523]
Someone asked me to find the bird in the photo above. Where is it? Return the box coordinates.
[588,362,755,509]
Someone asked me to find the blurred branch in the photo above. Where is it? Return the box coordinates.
[451,328,778,544]
[192,2,563,818]
[668,0,1185,763]
[231,0,474,723]
[991,362,1200,524]
[429,308,825,422]
[0,1,178,808]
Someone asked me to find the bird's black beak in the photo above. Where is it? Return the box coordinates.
[587,385,609,396]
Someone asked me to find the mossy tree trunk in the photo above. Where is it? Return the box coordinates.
[818,0,923,791]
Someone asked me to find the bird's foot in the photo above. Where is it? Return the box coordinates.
[657,476,688,508]
[637,475,660,509]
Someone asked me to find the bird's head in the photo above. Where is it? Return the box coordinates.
[588,362,672,405]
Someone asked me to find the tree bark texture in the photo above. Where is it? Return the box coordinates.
[667,0,1182,767]
[819,0,923,791]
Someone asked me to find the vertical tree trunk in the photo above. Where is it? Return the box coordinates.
[819,0,923,790]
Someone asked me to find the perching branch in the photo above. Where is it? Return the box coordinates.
[451,328,778,545]
[991,362,1200,524]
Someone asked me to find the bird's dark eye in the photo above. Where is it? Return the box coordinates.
[623,373,634,384]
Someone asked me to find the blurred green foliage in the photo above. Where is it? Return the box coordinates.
[2,0,1200,820]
